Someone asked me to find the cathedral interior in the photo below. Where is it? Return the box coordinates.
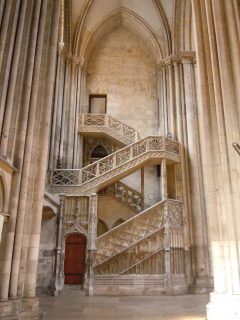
[0,0,240,319]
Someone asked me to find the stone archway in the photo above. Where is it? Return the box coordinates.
[64,233,87,285]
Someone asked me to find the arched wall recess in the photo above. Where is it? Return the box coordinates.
[72,0,171,59]
[73,8,164,65]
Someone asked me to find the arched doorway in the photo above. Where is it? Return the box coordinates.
[90,145,108,163]
[64,234,86,285]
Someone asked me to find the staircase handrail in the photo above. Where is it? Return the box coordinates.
[48,136,180,186]
[94,199,183,267]
[120,246,165,275]
[95,226,165,270]
[96,198,182,242]
[79,113,140,143]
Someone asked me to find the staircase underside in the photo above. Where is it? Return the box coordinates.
[80,127,131,147]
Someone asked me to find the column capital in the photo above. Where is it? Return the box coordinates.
[158,51,196,67]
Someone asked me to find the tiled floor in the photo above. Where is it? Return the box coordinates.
[40,287,208,320]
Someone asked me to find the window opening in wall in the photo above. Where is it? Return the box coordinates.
[89,94,107,113]
[90,145,108,163]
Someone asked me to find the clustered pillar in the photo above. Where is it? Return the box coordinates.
[192,0,240,318]
[0,0,60,317]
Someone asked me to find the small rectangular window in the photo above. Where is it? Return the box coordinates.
[89,94,107,114]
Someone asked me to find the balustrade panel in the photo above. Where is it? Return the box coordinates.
[93,200,184,276]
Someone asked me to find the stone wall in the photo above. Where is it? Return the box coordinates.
[87,27,159,137]
[98,195,135,230]
[36,210,57,294]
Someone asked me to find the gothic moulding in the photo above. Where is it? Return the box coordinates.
[157,51,196,71]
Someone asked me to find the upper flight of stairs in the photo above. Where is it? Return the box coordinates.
[48,115,181,194]
[79,113,140,146]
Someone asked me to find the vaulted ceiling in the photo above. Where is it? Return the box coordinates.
[64,0,194,63]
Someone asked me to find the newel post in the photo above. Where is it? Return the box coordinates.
[161,158,168,200]
[86,193,98,296]
[51,193,65,296]
[163,201,173,294]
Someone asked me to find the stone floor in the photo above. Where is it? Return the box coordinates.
[39,287,208,320]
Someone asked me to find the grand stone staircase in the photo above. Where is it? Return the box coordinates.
[48,114,186,295]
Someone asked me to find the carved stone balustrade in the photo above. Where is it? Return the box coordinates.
[48,136,181,194]
[79,114,140,145]
[93,199,183,272]
[99,181,149,213]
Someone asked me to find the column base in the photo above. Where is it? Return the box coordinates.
[189,276,213,294]
[50,272,65,296]
[0,297,45,320]
[207,292,240,320]
[85,277,94,296]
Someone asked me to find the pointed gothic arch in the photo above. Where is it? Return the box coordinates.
[74,7,165,64]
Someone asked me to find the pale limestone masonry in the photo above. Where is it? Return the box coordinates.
[0,1,239,320]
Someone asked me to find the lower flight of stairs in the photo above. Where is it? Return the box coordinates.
[89,199,187,295]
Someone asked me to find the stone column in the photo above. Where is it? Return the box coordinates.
[181,54,211,291]
[161,158,168,200]
[191,0,240,318]
[66,59,77,168]
[23,0,60,298]
[73,64,81,169]
[51,193,65,296]
[80,66,88,113]
[0,0,24,157]
[167,61,176,139]
[9,0,49,299]
[0,0,42,301]
[173,56,193,288]
[174,163,182,201]
[56,57,67,169]
[49,43,65,169]
[0,0,12,74]
[156,65,166,136]
[0,0,6,27]
[173,58,183,142]
[86,193,98,296]
[163,205,172,294]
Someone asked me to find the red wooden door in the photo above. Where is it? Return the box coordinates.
[64,234,86,285]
